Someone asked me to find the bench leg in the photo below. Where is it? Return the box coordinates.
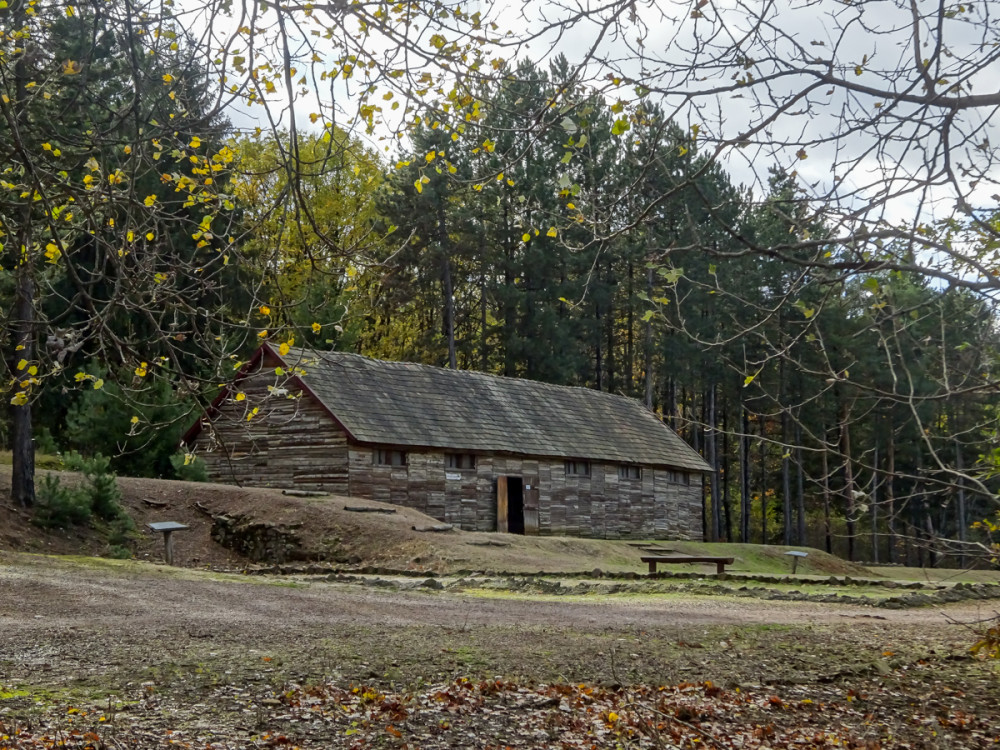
[715,561,725,575]
[648,561,657,574]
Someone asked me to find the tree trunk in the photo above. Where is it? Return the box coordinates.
[759,424,767,545]
[886,425,897,564]
[594,298,603,390]
[10,14,35,508]
[478,228,488,372]
[692,396,706,541]
[956,438,966,568]
[781,408,792,546]
[840,402,857,562]
[10,263,36,508]
[606,260,615,392]
[437,205,457,369]
[871,438,879,564]
[740,406,751,543]
[707,383,721,542]
[721,404,732,542]
[821,433,832,554]
[626,260,634,394]
[795,421,806,547]
[643,267,653,409]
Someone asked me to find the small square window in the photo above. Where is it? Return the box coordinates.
[375,449,407,467]
[565,460,591,477]
[446,453,476,470]
[618,464,641,480]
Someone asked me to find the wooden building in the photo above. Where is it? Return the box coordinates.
[182,344,710,539]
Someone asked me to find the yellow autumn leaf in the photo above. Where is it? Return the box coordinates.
[189,136,201,148]
[259,305,270,315]
[235,392,246,401]
[546,227,557,237]
[10,392,28,406]
[279,342,290,356]
[522,233,531,242]
[311,322,321,333]
[93,378,104,390]
[16,359,27,370]
[130,415,140,424]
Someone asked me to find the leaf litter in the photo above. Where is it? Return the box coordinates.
[1,671,997,748]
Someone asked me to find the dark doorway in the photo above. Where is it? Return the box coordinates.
[507,477,524,534]
[496,476,525,534]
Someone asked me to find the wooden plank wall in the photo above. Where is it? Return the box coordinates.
[189,359,349,493]
[345,448,702,540]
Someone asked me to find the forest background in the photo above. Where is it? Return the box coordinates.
[1,0,998,566]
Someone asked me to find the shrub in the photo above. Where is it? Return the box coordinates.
[63,452,125,521]
[170,452,208,483]
[107,544,132,560]
[108,515,136,547]
[33,452,130,531]
[34,474,91,529]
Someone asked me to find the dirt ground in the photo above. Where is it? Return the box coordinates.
[1,553,999,748]
[2,469,999,747]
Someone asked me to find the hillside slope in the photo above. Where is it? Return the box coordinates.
[0,467,874,576]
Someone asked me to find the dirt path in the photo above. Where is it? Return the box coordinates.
[2,554,998,748]
[0,554,990,631]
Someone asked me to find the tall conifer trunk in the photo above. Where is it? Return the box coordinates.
[437,205,456,369]
[759,428,767,544]
[721,405,732,542]
[795,421,805,546]
[643,267,653,409]
[821,432,832,553]
[956,438,966,568]
[781,408,792,546]
[886,427,897,563]
[740,406,751,543]
[707,384,722,542]
[871,438,880,563]
[840,401,857,562]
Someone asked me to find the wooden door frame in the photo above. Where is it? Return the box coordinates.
[496,476,508,533]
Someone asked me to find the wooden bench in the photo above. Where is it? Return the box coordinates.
[640,555,735,575]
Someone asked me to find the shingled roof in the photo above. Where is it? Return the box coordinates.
[265,345,710,472]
